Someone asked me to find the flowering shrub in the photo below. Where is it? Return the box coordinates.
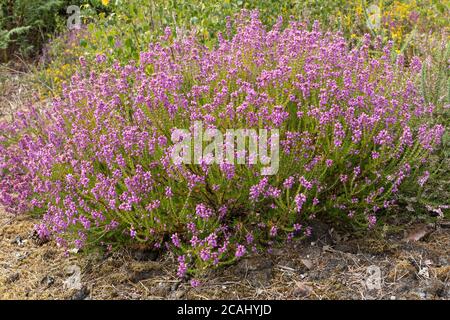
[0,11,444,276]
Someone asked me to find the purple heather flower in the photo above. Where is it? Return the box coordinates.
[200,248,211,261]
[305,227,313,237]
[270,226,278,237]
[177,255,187,278]
[246,233,254,244]
[287,232,294,242]
[418,171,430,187]
[368,215,377,228]
[235,244,246,258]
[79,56,86,67]
[410,56,422,73]
[299,176,313,190]
[165,186,173,198]
[195,203,214,219]
[95,54,106,64]
[294,193,307,212]
[171,233,181,248]
[206,233,218,248]
[283,176,295,189]
[190,279,201,288]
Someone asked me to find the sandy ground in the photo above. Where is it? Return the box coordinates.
[1,207,449,300]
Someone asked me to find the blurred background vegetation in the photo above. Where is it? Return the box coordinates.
[0,0,91,61]
[26,0,449,94]
[1,0,448,62]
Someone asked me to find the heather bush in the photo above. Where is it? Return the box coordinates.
[0,12,445,276]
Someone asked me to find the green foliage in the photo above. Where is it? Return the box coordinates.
[0,25,30,49]
[0,0,111,61]
[0,0,63,59]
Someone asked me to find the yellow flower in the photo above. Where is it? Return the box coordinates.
[355,4,362,15]
[101,0,109,5]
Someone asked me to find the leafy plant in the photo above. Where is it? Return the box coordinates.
[0,0,110,61]
[0,12,444,277]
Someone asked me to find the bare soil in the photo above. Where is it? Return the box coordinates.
[1,208,449,300]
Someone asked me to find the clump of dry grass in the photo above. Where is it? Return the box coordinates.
[1,208,449,300]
